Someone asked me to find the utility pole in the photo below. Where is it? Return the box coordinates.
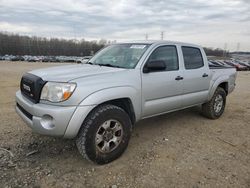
[145,33,148,40]
[161,31,164,40]
[223,43,228,57]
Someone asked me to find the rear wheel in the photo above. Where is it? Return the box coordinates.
[76,104,132,164]
[202,87,226,119]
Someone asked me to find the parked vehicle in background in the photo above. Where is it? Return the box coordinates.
[81,56,92,63]
[27,56,40,62]
[56,56,67,62]
[208,60,221,67]
[3,55,15,61]
[60,56,75,62]
[23,55,30,61]
[224,60,248,71]
[76,56,92,64]
[216,60,233,68]
[235,60,250,70]
[41,56,58,62]
[16,41,237,164]
[208,60,234,68]
[41,56,50,62]
[10,55,25,61]
[76,57,83,64]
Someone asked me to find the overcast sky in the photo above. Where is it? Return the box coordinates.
[0,0,250,51]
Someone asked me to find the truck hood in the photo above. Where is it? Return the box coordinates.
[29,64,126,82]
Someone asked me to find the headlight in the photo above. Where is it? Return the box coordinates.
[40,82,76,102]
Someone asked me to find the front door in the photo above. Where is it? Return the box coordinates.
[141,45,183,118]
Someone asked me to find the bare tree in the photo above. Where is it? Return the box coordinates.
[0,32,105,56]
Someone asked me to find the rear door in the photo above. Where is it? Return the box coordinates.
[181,46,211,107]
[141,45,183,117]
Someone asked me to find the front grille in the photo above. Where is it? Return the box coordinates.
[20,73,46,103]
[17,103,33,120]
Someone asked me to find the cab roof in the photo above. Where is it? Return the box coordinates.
[117,40,202,48]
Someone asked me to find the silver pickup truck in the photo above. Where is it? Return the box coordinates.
[16,41,236,164]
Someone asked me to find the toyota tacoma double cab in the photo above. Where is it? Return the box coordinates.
[16,41,237,164]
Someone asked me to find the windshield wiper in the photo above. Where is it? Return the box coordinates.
[86,62,101,66]
[86,62,123,68]
[97,63,123,68]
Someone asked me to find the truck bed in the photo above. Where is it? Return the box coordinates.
[209,65,235,69]
[210,66,237,95]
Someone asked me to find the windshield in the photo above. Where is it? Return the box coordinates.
[89,43,150,69]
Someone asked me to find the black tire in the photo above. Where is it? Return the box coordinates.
[76,104,132,164]
[202,87,226,119]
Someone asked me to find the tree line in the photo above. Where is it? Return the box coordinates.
[203,47,229,57]
[0,32,105,56]
[0,32,229,57]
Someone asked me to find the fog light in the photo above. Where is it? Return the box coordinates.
[40,115,55,129]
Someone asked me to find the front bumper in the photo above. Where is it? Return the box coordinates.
[16,91,95,138]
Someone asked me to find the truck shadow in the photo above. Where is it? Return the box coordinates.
[20,106,203,163]
[135,106,202,129]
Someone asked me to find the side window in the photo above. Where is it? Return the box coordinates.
[182,46,204,69]
[148,46,179,71]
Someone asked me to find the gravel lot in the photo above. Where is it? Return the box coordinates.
[0,61,250,188]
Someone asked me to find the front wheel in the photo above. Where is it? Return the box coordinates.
[202,87,226,119]
[76,104,132,164]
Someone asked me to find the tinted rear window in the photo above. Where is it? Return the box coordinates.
[182,47,204,69]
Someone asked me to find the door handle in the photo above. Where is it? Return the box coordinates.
[175,76,183,81]
[202,73,208,77]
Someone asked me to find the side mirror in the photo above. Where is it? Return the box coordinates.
[143,60,166,73]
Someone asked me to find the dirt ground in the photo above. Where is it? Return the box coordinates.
[0,61,250,188]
